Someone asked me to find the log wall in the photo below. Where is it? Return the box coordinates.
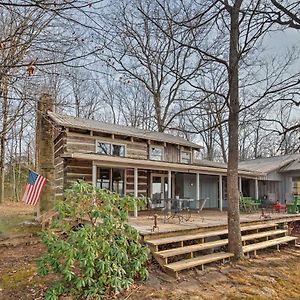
[126,169,149,197]
[64,129,188,163]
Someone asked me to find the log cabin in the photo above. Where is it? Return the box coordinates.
[49,111,264,212]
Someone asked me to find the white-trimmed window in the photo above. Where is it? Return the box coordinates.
[97,142,111,155]
[181,151,192,164]
[96,141,126,157]
[112,144,125,157]
[149,146,164,161]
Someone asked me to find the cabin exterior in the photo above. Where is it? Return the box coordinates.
[239,154,300,203]
[49,112,261,212]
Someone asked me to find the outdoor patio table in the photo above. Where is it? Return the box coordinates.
[163,198,194,223]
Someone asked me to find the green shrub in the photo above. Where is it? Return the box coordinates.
[37,181,149,300]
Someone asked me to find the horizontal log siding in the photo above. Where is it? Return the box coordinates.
[66,131,149,159]
[64,158,93,188]
[55,157,64,199]
[126,169,148,197]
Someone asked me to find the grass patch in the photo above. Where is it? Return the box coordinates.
[0,265,37,290]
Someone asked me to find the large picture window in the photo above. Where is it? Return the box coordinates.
[149,146,163,161]
[96,141,125,157]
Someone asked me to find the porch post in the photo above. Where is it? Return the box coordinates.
[92,163,97,187]
[239,176,242,194]
[133,167,138,217]
[255,178,259,200]
[168,170,172,199]
[219,175,223,212]
[196,173,200,209]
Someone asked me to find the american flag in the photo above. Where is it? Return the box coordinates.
[22,170,47,206]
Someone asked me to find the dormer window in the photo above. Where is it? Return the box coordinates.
[149,146,163,161]
[97,142,125,157]
[181,151,192,164]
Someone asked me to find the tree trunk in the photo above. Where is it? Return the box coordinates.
[153,92,164,132]
[0,78,8,204]
[227,0,244,260]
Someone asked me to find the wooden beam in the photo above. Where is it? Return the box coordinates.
[219,175,223,212]
[168,170,172,198]
[92,163,97,187]
[134,167,138,217]
[255,178,259,200]
[196,173,200,210]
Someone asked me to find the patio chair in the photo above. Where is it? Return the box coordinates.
[197,197,209,213]
[287,196,300,214]
[239,194,259,213]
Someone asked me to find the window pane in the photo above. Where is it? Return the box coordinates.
[112,144,125,157]
[150,147,163,161]
[97,143,111,155]
[293,177,300,196]
[96,167,110,190]
[112,168,124,196]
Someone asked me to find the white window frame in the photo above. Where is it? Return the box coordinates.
[149,145,164,161]
[111,143,126,157]
[96,141,111,155]
[96,140,127,157]
[180,150,192,164]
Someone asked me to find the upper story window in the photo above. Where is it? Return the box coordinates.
[97,142,111,155]
[112,144,125,157]
[97,142,126,157]
[181,151,192,164]
[149,146,164,161]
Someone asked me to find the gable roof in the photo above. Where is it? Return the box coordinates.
[48,111,201,150]
[239,154,300,173]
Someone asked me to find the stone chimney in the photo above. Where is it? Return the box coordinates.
[36,94,55,213]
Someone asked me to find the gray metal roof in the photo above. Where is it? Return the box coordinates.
[239,154,300,173]
[48,111,201,149]
[194,159,263,176]
[194,159,227,169]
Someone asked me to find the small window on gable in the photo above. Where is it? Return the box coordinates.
[97,142,111,155]
[150,146,163,161]
[181,151,192,164]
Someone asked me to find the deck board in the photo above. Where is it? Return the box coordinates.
[146,223,278,247]
[155,229,287,259]
[165,252,234,272]
[243,236,297,253]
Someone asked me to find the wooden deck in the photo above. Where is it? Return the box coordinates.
[128,210,300,278]
[128,209,300,239]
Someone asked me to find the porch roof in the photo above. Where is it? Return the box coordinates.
[239,154,300,174]
[62,152,263,177]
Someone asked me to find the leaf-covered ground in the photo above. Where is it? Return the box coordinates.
[1,202,300,300]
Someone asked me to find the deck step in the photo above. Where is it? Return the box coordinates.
[243,236,297,254]
[242,229,287,242]
[146,223,278,249]
[155,229,287,259]
[155,239,228,259]
[164,252,234,275]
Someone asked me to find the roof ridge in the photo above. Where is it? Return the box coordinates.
[48,111,202,149]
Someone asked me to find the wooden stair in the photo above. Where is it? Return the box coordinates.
[145,223,297,278]
[145,223,278,252]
